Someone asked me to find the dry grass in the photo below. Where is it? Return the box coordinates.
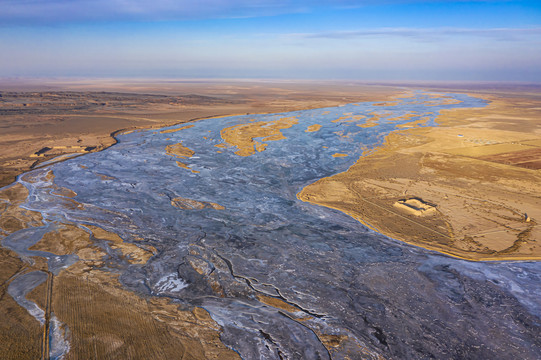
[0,183,43,234]
[299,90,541,261]
[256,294,299,313]
[0,247,43,359]
[160,124,195,134]
[305,124,322,132]
[165,142,195,159]
[86,225,155,265]
[52,269,239,360]
[444,143,535,157]
[220,116,298,156]
[0,80,401,188]
[0,82,406,358]
[171,197,225,211]
[29,225,93,256]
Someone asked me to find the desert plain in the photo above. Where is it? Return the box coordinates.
[299,84,541,261]
[1,79,540,359]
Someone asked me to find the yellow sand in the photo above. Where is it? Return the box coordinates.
[87,225,155,264]
[299,92,541,261]
[396,117,430,129]
[28,224,106,266]
[257,294,299,313]
[520,139,541,147]
[171,197,225,211]
[220,116,298,156]
[176,161,200,173]
[332,115,366,123]
[165,142,195,159]
[373,101,400,106]
[160,124,195,134]
[445,143,536,157]
[386,112,418,122]
[50,187,78,198]
[356,111,391,128]
[305,124,322,132]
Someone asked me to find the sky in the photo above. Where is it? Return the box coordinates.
[1,0,540,81]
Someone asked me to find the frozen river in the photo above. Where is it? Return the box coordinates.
[3,91,540,359]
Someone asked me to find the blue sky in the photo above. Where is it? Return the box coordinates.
[1,0,540,81]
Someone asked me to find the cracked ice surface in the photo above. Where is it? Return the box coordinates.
[13,92,541,359]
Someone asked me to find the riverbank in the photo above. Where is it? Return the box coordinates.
[2,81,540,359]
[298,89,541,261]
[0,79,402,188]
[0,80,403,359]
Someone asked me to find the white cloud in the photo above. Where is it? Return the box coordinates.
[1,0,333,24]
[0,0,510,24]
[295,27,541,42]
